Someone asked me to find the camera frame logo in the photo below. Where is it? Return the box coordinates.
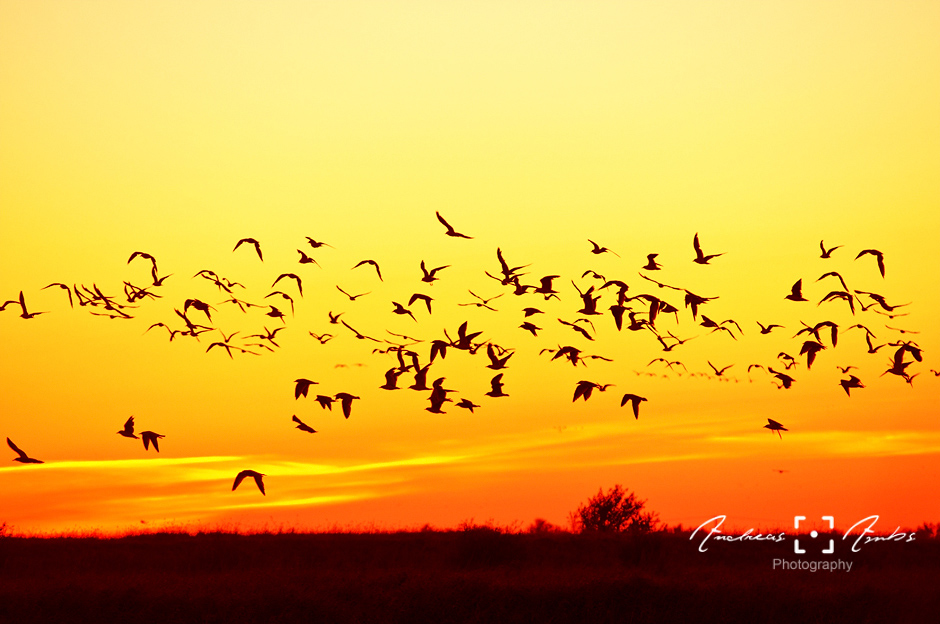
[794,515,835,554]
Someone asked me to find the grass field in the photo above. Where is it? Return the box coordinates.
[1,526,937,623]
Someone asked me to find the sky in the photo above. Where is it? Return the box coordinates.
[1,0,938,535]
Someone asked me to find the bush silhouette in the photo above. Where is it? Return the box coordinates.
[572,485,659,533]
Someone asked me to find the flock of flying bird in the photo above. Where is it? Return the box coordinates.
[3,212,932,496]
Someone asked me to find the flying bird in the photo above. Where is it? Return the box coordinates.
[297,250,320,266]
[272,273,303,297]
[756,321,784,335]
[693,233,725,265]
[306,237,333,249]
[456,398,480,413]
[764,419,788,440]
[785,280,808,302]
[485,373,509,397]
[588,239,620,257]
[117,416,139,439]
[707,362,734,377]
[839,376,865,397]
[334,392,360,418]
[294,378,318,399]
[420,261,450,284]
[41,283,74,308]
[819,240,842,258]
[233,238,263,261]
[336,286,370,301]
[292,415,317,434]
[408,293,433,314]
[436,211,473,239]
[232,470,266,495]
[642,254,661,270]
[141,431,165,452]
[7,438,43,464]
[855,249,885,278]
[352,259,383,281]
[620,394,647,419]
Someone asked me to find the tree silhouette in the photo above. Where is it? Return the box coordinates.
[572,485,659,533]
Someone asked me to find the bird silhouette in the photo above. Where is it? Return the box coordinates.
[141,431,165,452]
[486,343,514,369]
[233,238,263,261]
[117,416,139,439]
[306,237,333,249]
[391,302,417,322]
[642,254,662,270]
[294,378,318,399]
[693,233,724,264]
[6,291,48,319]
[341,320,380,342]
[707,362,733,377]
[817,271,849,291]
[308,332,333,344]
[272,273,303,297]
[818,290,856,315]
[297,250,321,266]
[315,395,334,410]
[485,373,508,397]
[855,249,885,278]
[292,415,317,433]
[352,260,383,281]
[334,393,360,418]
[799,340,826,369]
[839,376,865,397]
[519,321,541,337]
[420,261,449,284]
[456,398,480,413]
[767,368,795,389]
[819,240,842,258]
[588,240,620,257]
[408,293,433,314]
[756,321,784,335]
[436,212,473,239]
[785,280,808,302]
[41,283,73,308]
[7,438,43,464]
[764,419,788,439]
[232,470,266,495]
[533,276,561,300]
[620,394,647,419]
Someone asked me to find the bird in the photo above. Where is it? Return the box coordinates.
[756,321,784,335]
[6,291,48,319]
[297,250,320,266]
[272,273,303,297]
[334,393,360,418]
[141,431,165,452]
[819,240,842,258]
[839,376,865,397]
[485,373,508,397]
[767,368,796,390]
[855,249,885,278]
[620,394,647,419]
[408,293,433,314]
[233,238,263,261]
[486,343,513,370]
[309,332,333,344]
[232,470,266,495]
[117,416,139,439]
[420,260,449,284]
[306,237,333,249]
[519,321,541,337]
[764,419,788,439]
[785,280,807,302]
[588,239,620,257]
[818,290,856,315]
[41,283,73,308]
[341,320,380,342]
[436,211,473,239]
[292,415,317,433]
[7,438,43,464]
[127,251,158,271]
[707,362,733,377]
[522,307,543,318]
[337,286,371,301]
[799,340,826,369]
[315,395,334,410]
[294,378,318,399]
[573,381,614,402]
[533,276,561,300]
[352,260,383,281]
[459,290,504,311]
[380,367,407,390]
[456,398,480,413]
[817,271,849,291]
[392,301,417,321]
[183,298,215,322]
[693,233,724,264]
[642,254,661,270]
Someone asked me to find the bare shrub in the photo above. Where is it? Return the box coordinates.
[572,485,659,534]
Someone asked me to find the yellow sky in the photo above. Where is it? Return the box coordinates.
[1,1,938,534]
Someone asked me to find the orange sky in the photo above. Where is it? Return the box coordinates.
[1,0,938,535]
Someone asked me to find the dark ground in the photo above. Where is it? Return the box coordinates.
[1,528,937,623]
